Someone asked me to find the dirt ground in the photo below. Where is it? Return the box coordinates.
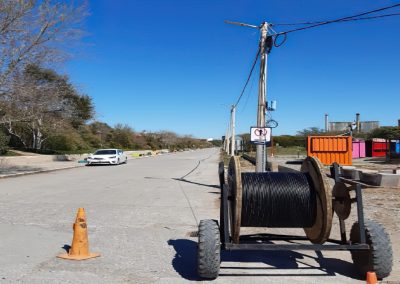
[362,187,400,280]
[236,156,400,282]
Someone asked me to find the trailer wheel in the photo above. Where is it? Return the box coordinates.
[197,219,220,279]
[218,161,225,189]
[350,220,393,279]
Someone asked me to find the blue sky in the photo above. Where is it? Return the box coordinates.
[66,0,400,139]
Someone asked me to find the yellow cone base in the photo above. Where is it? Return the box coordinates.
[57,252,100,260]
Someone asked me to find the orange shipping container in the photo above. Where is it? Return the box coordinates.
[307,136,352,166]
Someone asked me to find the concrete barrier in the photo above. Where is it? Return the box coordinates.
[341,166,360,180]
[359,171,381,186]
[0,154,89,165]
[377,171,400,187]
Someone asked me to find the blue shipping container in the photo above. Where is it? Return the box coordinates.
[390,140,400,157]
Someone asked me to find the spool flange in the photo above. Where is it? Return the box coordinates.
[301,156,333,244]
[228,156,242,244]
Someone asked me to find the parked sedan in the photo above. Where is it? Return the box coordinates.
[86,149,127,165]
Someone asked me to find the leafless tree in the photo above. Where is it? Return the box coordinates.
[1,65,92,149]
[0,0,88,88]
[159,131,179,148]
[0,0,89,148]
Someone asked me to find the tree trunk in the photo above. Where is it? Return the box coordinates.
[4,120,27,148]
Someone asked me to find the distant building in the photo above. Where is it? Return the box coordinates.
[222,135,243,152]
[329,121,379,133]
[235,135,243,152]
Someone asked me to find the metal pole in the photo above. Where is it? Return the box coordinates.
[356,113,360,133]
[231,105,236,156]
[226,122,230,154]
[224,124,229,153]
[325,113,329,132]
[355,184,366,244]
[256,22,268,172]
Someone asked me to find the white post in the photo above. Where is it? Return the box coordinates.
[231,105,236,156]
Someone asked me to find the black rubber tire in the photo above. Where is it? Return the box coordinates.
[350,219,393,279]
[218,161,225,190]
[197,219,220,279]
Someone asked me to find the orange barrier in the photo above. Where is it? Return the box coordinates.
[57,208,100,260]
[307,136,352,165]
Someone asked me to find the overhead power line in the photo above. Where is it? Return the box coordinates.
[234,47,260,107]
[272,12,400,26]
[274,3,400,35]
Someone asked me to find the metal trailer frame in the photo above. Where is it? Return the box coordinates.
[218,162,370,252]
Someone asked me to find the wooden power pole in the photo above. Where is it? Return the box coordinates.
[225,20,272,171]
[255,22,269,172]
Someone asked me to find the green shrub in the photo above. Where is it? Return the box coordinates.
[0,131,10,154]
[0,131,10,155]
[44,129,90,152]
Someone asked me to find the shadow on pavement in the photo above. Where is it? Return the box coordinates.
[168,239,360,281]
[172,178,220,189]
[62,244,71,253]
[168,239,199,281]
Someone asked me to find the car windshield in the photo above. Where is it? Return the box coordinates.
[94,150,117,155]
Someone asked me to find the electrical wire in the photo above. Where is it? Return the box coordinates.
[274,3,400,35]
[234,47,260,107]
[272,12,400,26]
[239,72,257,114]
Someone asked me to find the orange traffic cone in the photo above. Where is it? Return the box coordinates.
[57,208,100,260]
[366,271,378,284]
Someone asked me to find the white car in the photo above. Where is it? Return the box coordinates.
[86,149,128,165]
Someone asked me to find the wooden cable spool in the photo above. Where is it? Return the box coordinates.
[228,156,332,244]
[227,156,242,244]
[301,156,333,244]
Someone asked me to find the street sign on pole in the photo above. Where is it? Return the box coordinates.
[250,127,271,144]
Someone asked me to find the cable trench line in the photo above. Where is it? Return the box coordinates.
[177,180,198,225]
[175,150,218,225]
[179,152,215,180]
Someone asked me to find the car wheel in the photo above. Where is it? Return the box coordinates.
[117,158,120,165]
[124,158,128,164]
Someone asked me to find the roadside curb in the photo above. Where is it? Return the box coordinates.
[0,164,84,180]
[0,151,186,179]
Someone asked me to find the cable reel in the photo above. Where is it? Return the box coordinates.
[227,156,332,244]
[332,181,352,220]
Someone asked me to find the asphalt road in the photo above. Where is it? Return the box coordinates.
[0,148,367,283]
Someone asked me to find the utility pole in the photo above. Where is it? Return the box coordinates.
[230,105,236,156]
[225,20,271,170]
[226,121,230,154]
[256,22,269,172]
